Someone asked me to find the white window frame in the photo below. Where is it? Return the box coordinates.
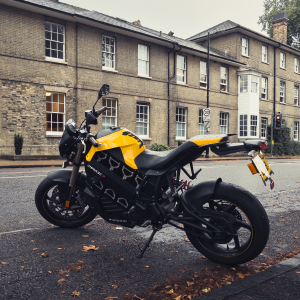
[261,117,268,139]
[262,45,268,63]
[136,103,149,138]
[241,38,249,56]
[46,92,65,135]
[138,44,149,77]
[295,58,299,73]
[250,115,258,137]
[280,52,286,69]
[294,121,299,141]
[280,81,286,103]
[240,75,248,93]
[177,55,186,84]
[102,35,115,69]
[176,107,187,139]
[239,115,248,137]
[220,67,228,92]
[261,77,268,100]
[200,61,207,88]
[295,85,299,106]
[199,109,205,135]
[219,112,228,134]
[251,75,259,93]
[102,98,117,129]
[45,22,65,61]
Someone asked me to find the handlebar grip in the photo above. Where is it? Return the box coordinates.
[89,137,99,147]
[96,106,107,115]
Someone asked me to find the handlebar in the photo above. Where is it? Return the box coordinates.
[88,136,99,147]
[94,106,107,117]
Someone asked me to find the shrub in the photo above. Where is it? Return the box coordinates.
[177,140,184,147]
[150,143,171,151]
[265,123,300,156]
[14,133,24,155]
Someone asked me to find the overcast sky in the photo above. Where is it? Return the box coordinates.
[61,0,266,39]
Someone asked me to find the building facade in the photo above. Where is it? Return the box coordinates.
[0,1,299,157]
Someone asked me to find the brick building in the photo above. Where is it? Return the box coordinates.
[0,1,299,157]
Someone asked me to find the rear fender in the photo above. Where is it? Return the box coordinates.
[181,178,222,211]
[47,169,87,186]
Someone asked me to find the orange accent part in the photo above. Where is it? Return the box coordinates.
[248,163,258,175]
[65,200,70,208]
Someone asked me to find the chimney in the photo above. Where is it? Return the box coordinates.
[272,12,288,44]
[133,20,141,26]
[168,31,174,36]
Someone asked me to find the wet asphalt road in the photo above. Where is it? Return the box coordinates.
[1,159,300,299]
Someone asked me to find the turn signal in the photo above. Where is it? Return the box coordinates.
[260,141,267,150]
[248,163,258,175]
[270,180,275,190]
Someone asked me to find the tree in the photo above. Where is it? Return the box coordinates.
[258,0,300,47]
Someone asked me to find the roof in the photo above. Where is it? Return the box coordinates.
[7,0,241,63]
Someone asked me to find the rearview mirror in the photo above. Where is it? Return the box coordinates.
[98,84,110,99]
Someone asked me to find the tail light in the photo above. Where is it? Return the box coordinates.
[260,141,267,150]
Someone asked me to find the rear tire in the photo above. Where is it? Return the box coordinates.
[184,182,269,265]
[35,178,97,228]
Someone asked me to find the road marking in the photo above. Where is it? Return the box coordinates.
[0,175,47,179]
[0,218,103,235]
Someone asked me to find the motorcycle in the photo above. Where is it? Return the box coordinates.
[35,84,274,265]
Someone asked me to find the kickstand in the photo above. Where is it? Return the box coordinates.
[137,226,158,258]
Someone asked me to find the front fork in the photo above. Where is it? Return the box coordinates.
[65,142,84,208]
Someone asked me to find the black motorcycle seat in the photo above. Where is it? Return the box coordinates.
[135,135,228,170]
[243,139,264,150]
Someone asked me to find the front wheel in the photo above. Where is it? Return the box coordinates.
[35,178,97,228]
[184,182,269,265]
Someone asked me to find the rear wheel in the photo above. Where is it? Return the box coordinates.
[35,178,97,228]
[184,182,269,265]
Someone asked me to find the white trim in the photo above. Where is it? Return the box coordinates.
[102,35,115,69]
[46,132,63,137]
[45,21,65,62]
[177,55,186,84]
[176,107,187,139]
[136,103,149,138]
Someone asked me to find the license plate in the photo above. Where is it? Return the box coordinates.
[249,152,274,189]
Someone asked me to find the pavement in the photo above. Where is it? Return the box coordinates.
[1,157,300,300]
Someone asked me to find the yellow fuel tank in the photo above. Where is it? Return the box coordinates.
[86,128,146,169]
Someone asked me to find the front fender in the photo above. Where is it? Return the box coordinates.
[181,178,222,210]
[47,169,87,186]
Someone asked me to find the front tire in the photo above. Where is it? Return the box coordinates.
[184,182,269,265]
[35,178,97,228]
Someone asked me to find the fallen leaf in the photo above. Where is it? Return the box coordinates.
[102,244,109,247]
[226,282,232,285]
[172,251,178,254]
[202,288,211,293]
[58,278,67,283]
[1,262,9,265]
[32,248,38,251]
[82,245,99,252]
[112,285,118,288]
[21,266,25,269]
[183,238,190,242]
[231,268,236,270]
[187,281,194,287]
[91,240,95,243]
[175,296,182,300]
[115,227,123,230]
[86,223,95,226]
[48,271,52,274]
[288,253,295,258]
[30,240,34,242]
[145,265,149,268]
[133,296,142,300]
[105,297,118,300]
[293,236,299,239]
[167,289,174,294]
[165,285,171,289]
[296,271,300,274]
[58,248,65,250]
[237,272,245,279]
[122,239,128,242]
[60,291,65,294]
[71,290,81,296]
[120,258,125,261]
[82,235,89,237]
[41,253,49,258]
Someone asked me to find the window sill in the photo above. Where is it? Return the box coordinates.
[262,61,269,65]
[280,67,286,70]
[102,67,118,73]
[295,72,300,75]
[241,54,250,58]
[220,90,229,94]
[294,104,299,107]
[140,137,152,141]
[260,98,269,101]
[200,86,207,90]
[46,132,63,137]
[177,82,187,85]
[138,75,152,79]
[45,57,68,65]
[175,138,187,141]
[280,102,286,105]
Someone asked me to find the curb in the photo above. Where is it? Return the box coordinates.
[193,254,300,300]
[0,164,63,169]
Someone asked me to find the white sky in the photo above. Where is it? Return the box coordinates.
[61,0,266,39]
